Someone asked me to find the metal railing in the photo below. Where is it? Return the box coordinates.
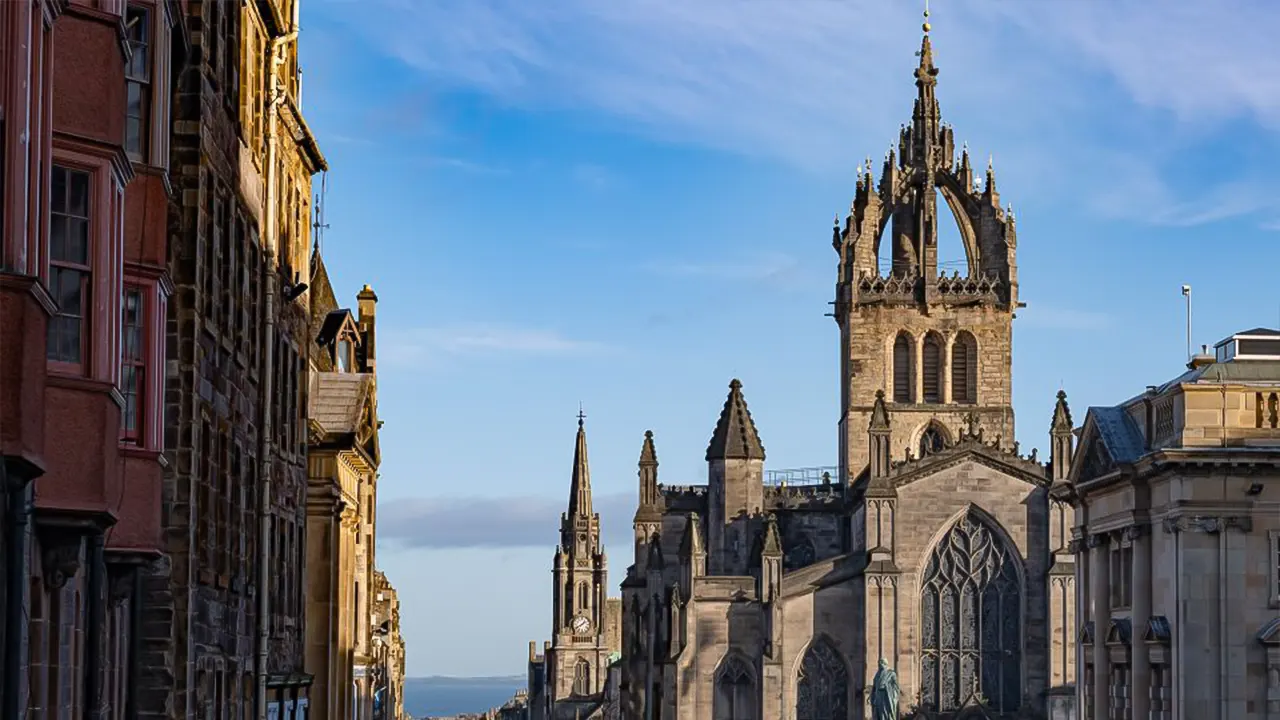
[764,466,837,486]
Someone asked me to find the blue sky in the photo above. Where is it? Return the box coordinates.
[298,0,1280,677]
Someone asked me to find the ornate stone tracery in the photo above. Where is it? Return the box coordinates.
[919,510,1023,716]
[796,638,848,720]
[714,655,756,720]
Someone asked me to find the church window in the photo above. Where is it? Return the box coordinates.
[951,331,977,404]
[893,332,913,403]
[920,425,946,457]
[573,658,591,696]
[919,510,1023,714]
[795,638,848,720]
[923,333,943,404]
[714,655,755,720]
[578,581,589,610]
[785,538,816,571]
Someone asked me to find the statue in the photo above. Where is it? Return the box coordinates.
[870,658,900,720]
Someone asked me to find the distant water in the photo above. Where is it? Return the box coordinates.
[403,676,525,718]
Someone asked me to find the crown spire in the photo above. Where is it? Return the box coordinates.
[568,409,593,518]
[706,379,766,461]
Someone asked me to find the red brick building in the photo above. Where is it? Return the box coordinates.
[0,0,180,716]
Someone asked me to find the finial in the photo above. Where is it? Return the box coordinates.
[856,163,863,177]
[577,403,586,427]
[988,154,994,172]
[922,0,931,33]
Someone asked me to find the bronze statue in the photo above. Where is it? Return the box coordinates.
[870,658,900,720]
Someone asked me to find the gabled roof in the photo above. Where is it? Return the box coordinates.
[309,373,375,436]
[1068,406,1146,485]
[316,309,360,348]
[705,379,765,461]
[869,425,1050,491]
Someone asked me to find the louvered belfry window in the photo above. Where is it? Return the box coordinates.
[893,333,912,403]
[952,331,977,404]
[923,334,942,403]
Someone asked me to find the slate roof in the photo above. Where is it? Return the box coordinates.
[309,373,373,433]
[315,309,353,347]
[1087,406,1146,465]
[705,379,766,461]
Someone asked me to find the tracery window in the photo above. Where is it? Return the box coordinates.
[714,655,755,720]
[796,639,848,720]
[573,658,591,696]
[920,425,946,457]
[785,538,816,571]
[919,511,1022,715]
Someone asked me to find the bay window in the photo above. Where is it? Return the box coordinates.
[124,5,152,161]
[48,166,92,366]
[120,287,146,443]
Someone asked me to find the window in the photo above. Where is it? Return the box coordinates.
[336,337,352,373]
[578,582,589,611]
[795,639,848,720]
[1270,531,1280,608]
[951,331,977,404]
[922,333,943,403]
[120,287,145,442]
[893,333,912,403]
[48,166,92,365]
[1110,543,1133,609]
[572,659,591,696]
[124,5,152,161]
[919,425,945,457]
[714,656,755,720]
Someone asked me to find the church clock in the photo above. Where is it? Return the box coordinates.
[571,615,592,635]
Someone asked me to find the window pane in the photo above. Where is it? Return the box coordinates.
[125,119,142,158]
[51,216,66,260]
[53,268,84,315]
[67,218,89,265]
[68,172,89,217]
[52,167,67,213]
[127,82,144,114]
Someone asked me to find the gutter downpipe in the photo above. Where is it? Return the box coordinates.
[3,467,31,720]
[257,26,299,720]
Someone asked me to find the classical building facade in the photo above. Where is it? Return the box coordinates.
[371,570,409,720]
[619,17,1076,720]
[0,0,178,716]
[304,261,384,719]
[1055,329,1280,720]
[527,417,624,720]
[138,0,325,716]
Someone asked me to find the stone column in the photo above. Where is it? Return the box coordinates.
[1089,533,1110,720]
[1128,525,1151,720]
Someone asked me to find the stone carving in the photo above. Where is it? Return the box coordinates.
[1161,515,1253,534]
[796,639,848,720]
[1085,532,1109,549]
[1121,525,1149,541]
[40,532,83,590]
[870,658,900,720]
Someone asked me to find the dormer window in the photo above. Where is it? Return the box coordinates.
[337,337,352,373]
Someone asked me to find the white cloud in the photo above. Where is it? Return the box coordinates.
[379,492,635,549]
[380,325,609,366]
[647,252,800,283]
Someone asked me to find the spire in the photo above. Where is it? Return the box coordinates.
[870,389,890,430]
[635,430,662,522]
[761,514,782,557]
[868,390,894,485]
[913,0,940,130]
[679,513,703,559]
[706,379,766,461]
[568,409,593,518]
[1051,390,1073,433]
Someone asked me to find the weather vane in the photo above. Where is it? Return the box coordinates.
[577,402,586,424]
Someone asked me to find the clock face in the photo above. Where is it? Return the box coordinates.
[572,615,591,634]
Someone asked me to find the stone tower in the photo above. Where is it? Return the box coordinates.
[548,414,611,702]
[834,16,1021,482]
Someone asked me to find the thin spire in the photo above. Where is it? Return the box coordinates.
[706,379,766,461]
[568,410,593,518]
[1051,390,1074,433]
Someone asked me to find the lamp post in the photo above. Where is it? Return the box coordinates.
[1181,284,1192,360]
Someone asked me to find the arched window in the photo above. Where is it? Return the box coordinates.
[573,658,591,696]
[919,510,1023,714]
[893,333,913,403]
[563,581,573,624]
[922,333,943,404]
[714,655,755,720]
[919,424,946,457]
[796,638,848,720]
[578,581,589,610]
[785,538,816,571]
[951,331,977,404]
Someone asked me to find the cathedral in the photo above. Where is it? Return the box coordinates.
[617,15,1079,720]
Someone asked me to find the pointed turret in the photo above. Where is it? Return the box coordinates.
[868,390,894,485]
[568,412,593,519]
[705,379,766,461]
[636,430,660,515]
[758,514,783,604]
[761,514,782,557]
[679,514,705,593]
[1050,390,1074,482]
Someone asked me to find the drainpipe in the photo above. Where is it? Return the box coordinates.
[3,471,31,720]
[257,26,298,719]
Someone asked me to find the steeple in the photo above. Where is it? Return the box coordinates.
[636,430,660,516]
[705,379,766,461]
[568,410,593,519]
[1050,390,1074,482]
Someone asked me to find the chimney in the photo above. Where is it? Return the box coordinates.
[357,284,378,372]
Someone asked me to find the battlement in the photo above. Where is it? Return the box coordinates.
[855,270,1003,305]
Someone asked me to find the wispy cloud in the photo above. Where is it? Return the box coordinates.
[380,325,609,366]
[425,156,510,176]
[378,492,634,549]
[321,0,1279,225]
[1087,156,1280,228]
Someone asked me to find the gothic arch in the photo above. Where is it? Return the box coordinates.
[934,176,981,277]
[714,652,757,720]
[914,420,952,458]
[950,331,978,405]
[792,635,849,720]
[922,332,945,404]
[573,657,591,696]
[916,506,1025,716]
[892,331,915,403]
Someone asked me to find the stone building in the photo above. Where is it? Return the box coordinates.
[371,570,409,720]
[526,417,625,719]
[619,17,1076,720]
[138,0,326,716]
[0,0,179,716]
[1054,329,1280,720]
[303,261,385,719]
